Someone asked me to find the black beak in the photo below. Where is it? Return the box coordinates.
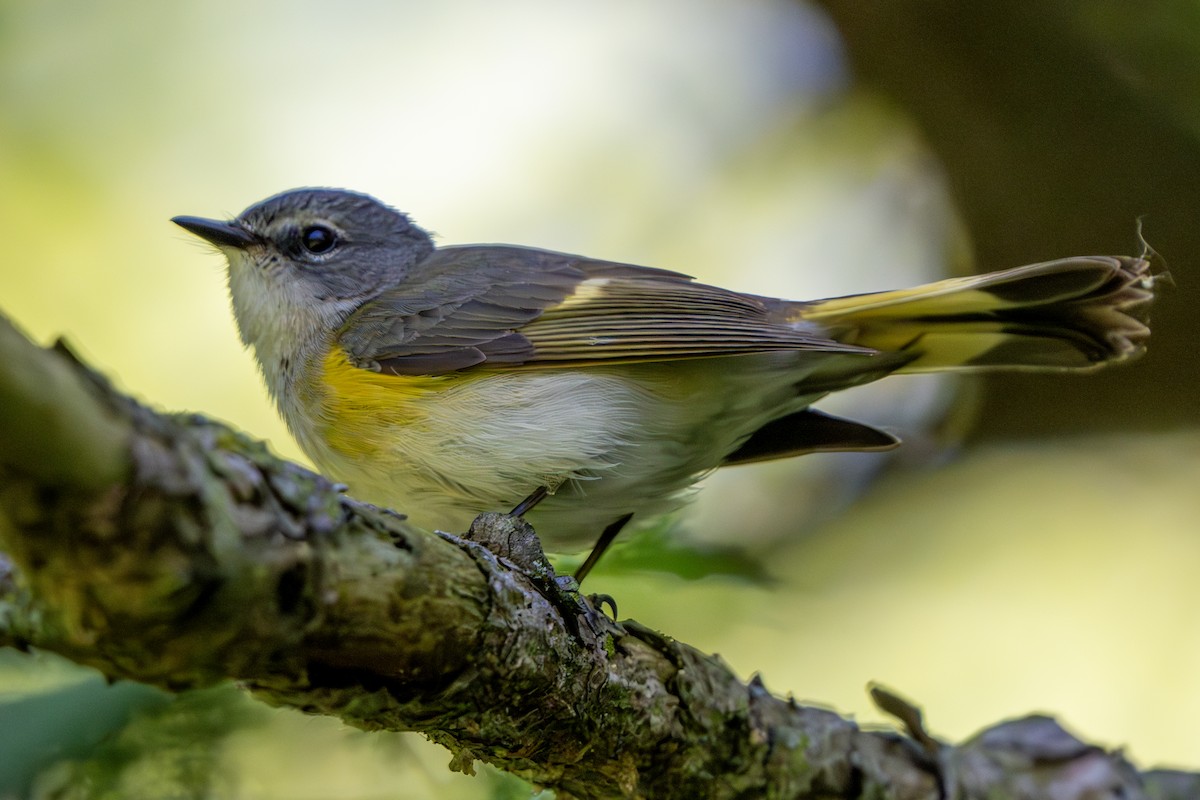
[172,215,258,248]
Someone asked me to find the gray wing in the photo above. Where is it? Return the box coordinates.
[337,245,869,376]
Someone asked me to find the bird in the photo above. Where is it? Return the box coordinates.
[174,188,1156,580]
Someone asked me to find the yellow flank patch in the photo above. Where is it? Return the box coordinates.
[317,346,445,459]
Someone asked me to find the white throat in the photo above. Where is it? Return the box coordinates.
[224,249,358,407]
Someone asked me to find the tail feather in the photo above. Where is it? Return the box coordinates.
[797,256,1156,372]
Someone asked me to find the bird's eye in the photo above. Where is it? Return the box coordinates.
[300,225,337,254]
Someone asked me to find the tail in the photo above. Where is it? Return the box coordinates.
[796,256,1157,372]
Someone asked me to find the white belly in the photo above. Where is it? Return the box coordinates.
[295,358,815,552]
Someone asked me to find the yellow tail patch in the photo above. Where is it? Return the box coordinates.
[797,256,1153,372]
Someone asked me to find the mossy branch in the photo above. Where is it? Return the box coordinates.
[0,312,1194,800]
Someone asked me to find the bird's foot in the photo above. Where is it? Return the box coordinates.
[459,511,619,639]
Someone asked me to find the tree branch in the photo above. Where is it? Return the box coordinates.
[0,312,1194,799]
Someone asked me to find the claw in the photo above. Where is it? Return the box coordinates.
[590,593,618,620]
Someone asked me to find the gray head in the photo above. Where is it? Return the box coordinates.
[173,188,435,354]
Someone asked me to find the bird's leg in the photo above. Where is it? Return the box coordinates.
[571,513,632,618]
[574,513,633,583]
[509,485,549,517]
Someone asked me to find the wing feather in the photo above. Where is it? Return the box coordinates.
[337,245,866,376]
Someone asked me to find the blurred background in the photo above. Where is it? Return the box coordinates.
[1,1,1198,797]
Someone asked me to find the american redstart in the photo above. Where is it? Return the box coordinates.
[174,188,1155,579]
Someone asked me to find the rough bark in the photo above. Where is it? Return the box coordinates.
[0,314,1194,799]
